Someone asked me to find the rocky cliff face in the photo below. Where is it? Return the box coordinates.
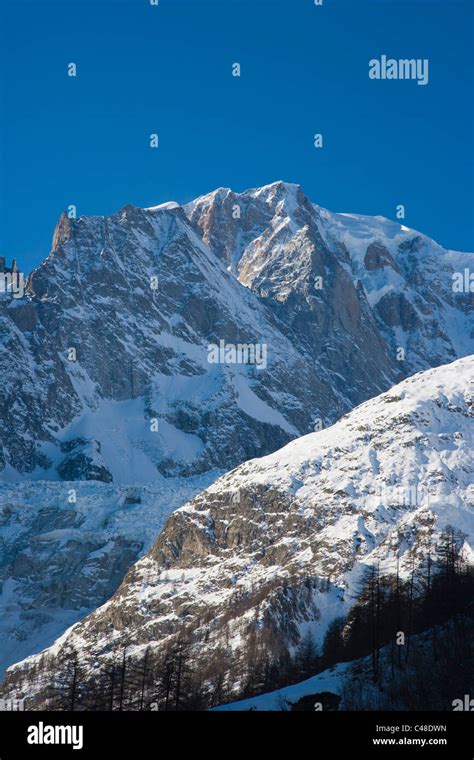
[186,182,473,376]
[2,201,325,479]
[4,357,472,705]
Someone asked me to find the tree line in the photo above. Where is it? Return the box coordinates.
[7,527,472,710]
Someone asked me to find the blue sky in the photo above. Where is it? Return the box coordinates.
[0,0,473,272]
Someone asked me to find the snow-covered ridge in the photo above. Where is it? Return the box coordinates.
[4,357,472,706]
[205,354,474,498]
[144,201,180,212]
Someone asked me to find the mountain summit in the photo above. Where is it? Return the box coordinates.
[1,182,472,481]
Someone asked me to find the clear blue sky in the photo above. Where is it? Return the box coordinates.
[1,0,473,273]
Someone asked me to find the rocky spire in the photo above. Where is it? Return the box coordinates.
[52,211,73,249]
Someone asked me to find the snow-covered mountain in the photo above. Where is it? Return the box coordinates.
[187,181,473,374]
[0,180,472,683]
[4,356,472,706]
[1,181,472,482]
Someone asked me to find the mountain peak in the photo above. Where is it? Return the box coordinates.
[252,179,301,194]
[245,180,304,207]
[145,200,181,212]
[51,210,74,250]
